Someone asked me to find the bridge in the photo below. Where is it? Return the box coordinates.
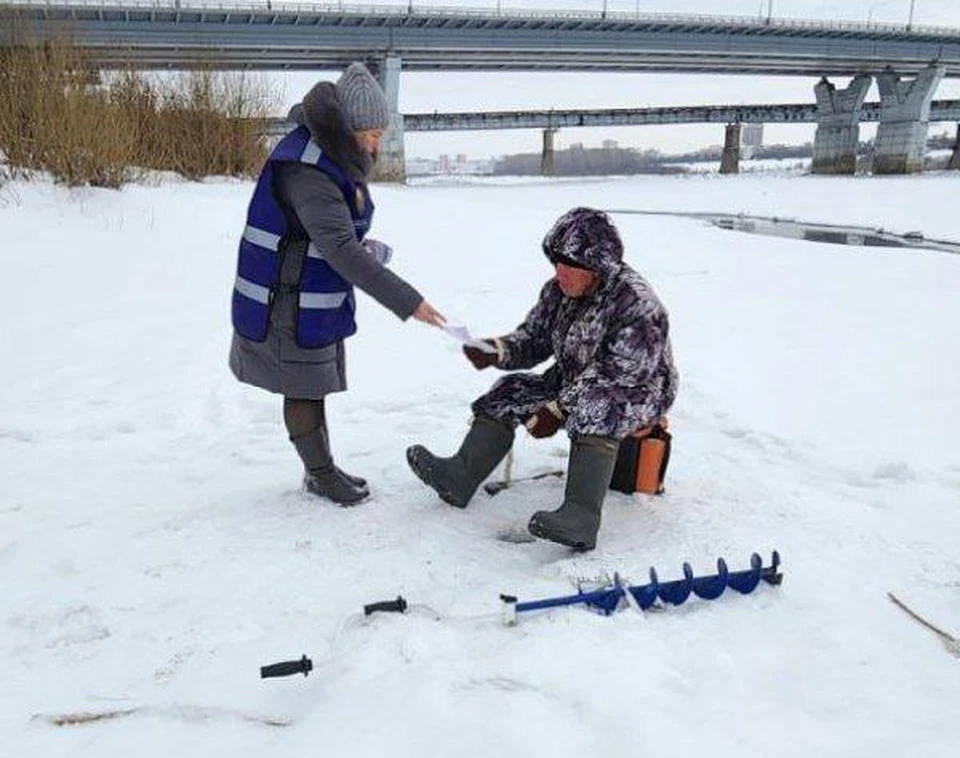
[3,1,960,75]
[263,98,960,143]
[3,1,960,178]
[393,100,960,132]
[262,99,960,175]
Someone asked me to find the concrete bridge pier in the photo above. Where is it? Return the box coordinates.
[949,124,960,170]
[371,55,405,182]
[720,123,741,174]
[812,74,872,175]
[874,65,945,175]
[541,128,558,176]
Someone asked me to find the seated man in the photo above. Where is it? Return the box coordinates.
[407,207,679,551]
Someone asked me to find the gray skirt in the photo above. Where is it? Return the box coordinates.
[229,326,347,400]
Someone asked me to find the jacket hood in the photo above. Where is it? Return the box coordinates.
[292,81,372,180]
[541,207,623,278]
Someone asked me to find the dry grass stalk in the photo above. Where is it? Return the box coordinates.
[1,22,273,187]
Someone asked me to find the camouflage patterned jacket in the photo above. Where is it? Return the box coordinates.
[498,208,678,439]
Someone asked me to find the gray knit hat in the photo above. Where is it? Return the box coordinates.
[336,62,390,132]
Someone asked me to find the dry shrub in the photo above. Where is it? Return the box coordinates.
[0,39,134,187]
[149,70,274,180]
[0,21,273,187]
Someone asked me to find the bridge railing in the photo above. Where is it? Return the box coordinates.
[3,0,958,37]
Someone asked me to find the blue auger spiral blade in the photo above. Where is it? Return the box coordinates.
[762,550,783,586]
[691,558,729,600]
[582,574,628,615]
[585,586,623,616]
[657,563,695,605]
[726,553,764,594]
[626,567,661,610]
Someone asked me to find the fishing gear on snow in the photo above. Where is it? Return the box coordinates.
[260,655,313,679]
[260,595,410,679]
[259,553,783,679]
[363,595,407,616]
[500,551,782,625]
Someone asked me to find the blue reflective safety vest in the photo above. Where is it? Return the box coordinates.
[231,125,374,349]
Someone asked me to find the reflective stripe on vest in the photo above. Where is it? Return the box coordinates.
[234,275,270,305]
[301,139,322,165]
[300,291,348,309]
[243,224,281,252]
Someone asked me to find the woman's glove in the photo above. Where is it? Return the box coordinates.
[362,238,393,266]
[525,401,563,438]
[463,339,503,370]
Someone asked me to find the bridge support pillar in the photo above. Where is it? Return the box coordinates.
[541,128,557,177]
[371,56,405,183]
[873,65,944,175]
[720,123,741,174]
[812,74,872,175]
[949,124,960,171]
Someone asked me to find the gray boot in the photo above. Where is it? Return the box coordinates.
[291,428,369,507]
[336,467,367,489]
[406,416,514,508]
[527,435,619,551]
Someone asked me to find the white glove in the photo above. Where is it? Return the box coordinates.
[362,238,393,266]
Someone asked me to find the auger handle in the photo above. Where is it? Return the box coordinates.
[364,595,407,616]
[260,655,312,679]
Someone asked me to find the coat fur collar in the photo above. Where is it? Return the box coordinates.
[291,82,373,181]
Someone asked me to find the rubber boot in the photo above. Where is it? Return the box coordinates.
[318,403,367,489]
[337,468,367,489]
[527,435,619,551]
[291,428,369,507]
[406,416,514,508]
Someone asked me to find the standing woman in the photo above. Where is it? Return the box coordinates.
[229,63,445,505]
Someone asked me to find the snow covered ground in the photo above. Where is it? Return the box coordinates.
[2,170,959,757]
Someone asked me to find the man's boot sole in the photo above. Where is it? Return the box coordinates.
[304,475,370,507]
[406,446,470,509]
[527,513,596,551]
[305,487,370,507]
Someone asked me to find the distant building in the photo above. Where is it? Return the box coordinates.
[406,154,495,177]
[602,139,618,150]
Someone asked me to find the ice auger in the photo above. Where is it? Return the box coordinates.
[499,551,782,625]
[259,554,783,679]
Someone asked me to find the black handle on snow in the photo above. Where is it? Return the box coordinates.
[260,655,313,679]
[363,595,407,616]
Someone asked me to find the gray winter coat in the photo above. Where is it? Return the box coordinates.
[229,85,422,399]
[472,208,678,439]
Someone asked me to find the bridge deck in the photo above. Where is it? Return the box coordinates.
[259,100,960,136]
[3,1,960,75]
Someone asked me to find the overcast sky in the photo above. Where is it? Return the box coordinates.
[271,1,960,158]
